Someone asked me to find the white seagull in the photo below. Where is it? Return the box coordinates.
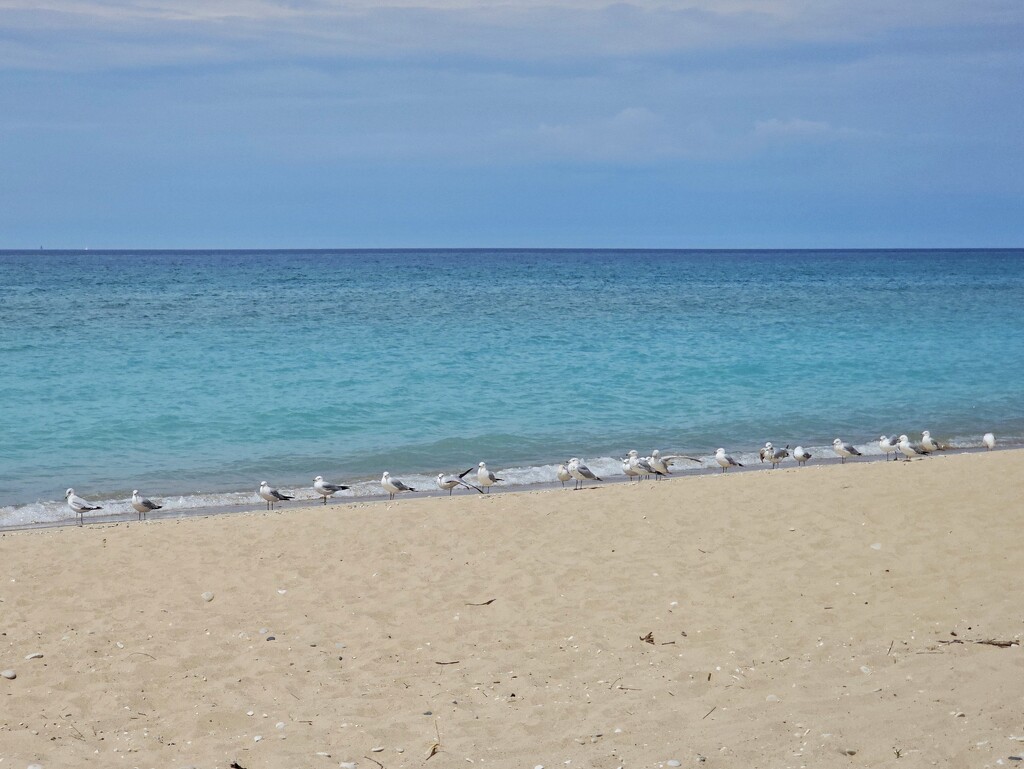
[477,462,503,493]
[759,442,773,463]
[621,455,642,482]
[983,432,996,450]
[793,446,812,466]
[313,475,350,504]
[259,481,293,510]
[131,489,161,520]
[897,434,924,460]
[878,434,899,461]
[650,449,701,477]
[920,430,944,453]
[832,438,862,463]
[627,449,664,480]
[567,457,602,489]
[714,448,742,472]
[436,468,480,496]
[381,471,416,500]
[556,463,572,487]
[768,444,790,468]
[66,488,102,526]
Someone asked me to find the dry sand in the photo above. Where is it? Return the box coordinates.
[2,450,1023,768]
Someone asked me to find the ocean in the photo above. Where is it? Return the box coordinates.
[2,249,1022,526]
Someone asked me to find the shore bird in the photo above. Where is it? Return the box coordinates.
[476,462,503,493]
[714,448,742,472]
[259,481,293,510]
[897,434,924,460]
[436,468,480,495]
[650,449,701,477]
[793,446,812,466]
[626,449,664,480]
[983,432,996,450]
[832,438,862,464]
[556,463,572,487]
[759,442,773,463]
[621,455,642,482]
[878,434,899,461]
[920,430,944,454]
[131,489,161,520]
[567,457,602,489]
[66,488,101,526]
[381,471,415,500]
[768,444,790,468]
[313,475,350,504]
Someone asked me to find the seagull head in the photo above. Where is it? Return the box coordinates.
[899,434,909,442]
[314,475,323,482]
[260,481,269,488]
[478,461,486,468]
[437,473,444,480]
[715,448,725,455]
[651,450,660,458]
[922,430,931,438]
[382,471,390,480]
[65,488,74,498]
[765,442,772,449]
[628,449,638,457]
[132,489,139,496]
[832,438,842,446]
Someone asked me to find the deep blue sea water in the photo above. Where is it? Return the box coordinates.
[2,249,1023,525]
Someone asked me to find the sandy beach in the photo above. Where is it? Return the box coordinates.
[2,450,1023,768]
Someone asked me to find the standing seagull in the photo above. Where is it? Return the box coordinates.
[313,475,350,504]
[621,455,642,482]
[259,481,293,510]
[627,449,665,480]
[878,434,900,461]
[897,434,924,460]
[66,488,102,526]
[832,438,862,464]
[381,471,415,500]
[556,463,572,487]
[769,444,790,468]
[476,462,503,493]
[759,442,773,463]
[567,457,602,490]
[650,449,701,478]
[131,490,161,520]
[436,468,480,496]
[714,448,742,473]
[983,432,996,450]
[793,446,812,466]
[920,430,944,454]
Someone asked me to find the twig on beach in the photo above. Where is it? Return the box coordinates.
[886,640,894,656]
[466,598,496,606]
[128,652,157,660]
[937,638,1018,648]
[702,706,717,720]
[640,632,655,645]
[61,715,86,741]
[435,660,460,665]
[427,720,442,760]
[363,756,385,769]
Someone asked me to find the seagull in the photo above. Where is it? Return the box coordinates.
[983,432,996,450]
[878,434,900,461]
[436,468,480,496]
[259,481,293,511]
[477,462,503,493]
[66,488,101,526]
[793,446,812,466]
[897,434,924,460]
[769,444,790,468]
[832,438,862,463]
[381,471,416,500]
[567,457,602,490]
[313,475,350,504]
[131,489,161,520]
[621,455,642,482]
[556,463,572,487]
[714,448,742,472]
[627,449,664,480]
[759,442,773,463]
[649,449,701,478]
[920,430,944,453]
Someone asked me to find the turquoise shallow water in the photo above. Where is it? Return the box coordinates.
[1,249,1023,524]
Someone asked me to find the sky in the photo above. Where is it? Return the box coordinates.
[1,0,1022,248]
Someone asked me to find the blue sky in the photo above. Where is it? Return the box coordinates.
[1,1,1022,248]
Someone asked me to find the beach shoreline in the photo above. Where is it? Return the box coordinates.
[2,449,1023,767]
